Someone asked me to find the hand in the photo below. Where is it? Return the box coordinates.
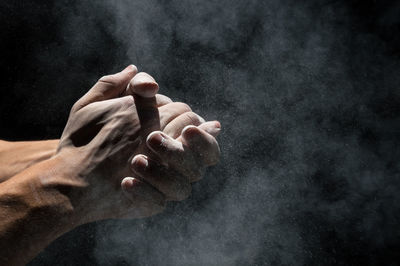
[129,123,221,204]
[0,65,221,265]
[123,70,221,205]
[122,73,221,203]
[56,65,220,223]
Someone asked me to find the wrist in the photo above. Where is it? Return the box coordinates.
[38,153,91,226]
[3,155,84,229]
[0,155,85,264]
[0,139,59,182]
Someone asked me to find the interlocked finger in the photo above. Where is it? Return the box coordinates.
[158,102,193,130]
[146,131,203,182]
[181,125,220,166]
[163,111,205,138]
[130,155,192,201]
[120,177,166,218]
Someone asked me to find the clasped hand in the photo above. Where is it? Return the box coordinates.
[55,65,220,223]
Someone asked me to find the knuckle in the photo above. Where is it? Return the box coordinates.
[175,102,192,112]
[70,101,83,114]
[119,96,135,109]
[98,75,112,84]
[160,145,176,159]
[70,105,78,114]
[153,137,183,158]
[124,95,135,105]
[99,74,125,88]
[155,94,173,107]
[183,112,201,125]
[157,94,172,102]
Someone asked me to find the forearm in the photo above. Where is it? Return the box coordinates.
[0,155,78,265]
[0,139,59,182]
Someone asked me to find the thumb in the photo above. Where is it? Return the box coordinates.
[125,72,161,135]
[71,65,137,113]
[124,72,159,98]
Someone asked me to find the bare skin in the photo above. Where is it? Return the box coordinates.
[0,139,59,182]
[0,65,221,265]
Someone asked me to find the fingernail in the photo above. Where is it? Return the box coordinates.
[147,132,165,147]
[214,121,221,129]
[122,64,136,73]
[135,72,156,82]
[131,155,148,171]
[121,177,135,190]
[136,75,156,84]
[132,73,159,98]
[182,125,199,139]
[206,126,221,137]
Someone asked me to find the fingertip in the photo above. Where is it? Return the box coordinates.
[131,154,149,172]
[182,125,201,140]
[122,64,138,74]
[208,121,222,137]
[155,94,173,107]
[198,121,221,137]
[118,65,138,83]
[181,123,220,165]
[146,131,166,148]
[121,177,137,190]
[136,83,159,98]
[130,72,159,98]
[199,116,206,124]
[121,177,166,208]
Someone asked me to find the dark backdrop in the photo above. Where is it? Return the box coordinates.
[1,0,399,265]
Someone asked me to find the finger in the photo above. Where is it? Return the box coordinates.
[181,125,220,166]
[197,121,221,138]
[146,131,203,182]
[120,177,166,218]
[130,155,191,201]
[135,94,160,134]
[163,111,205,138]
[124,72,161,135]
[158,102,193,130]
[175,121,221,143]
[72,65,137,113]
[134,93,174,138]
[121,71,170,106]
[155,94,172,107]
[124,72,159,98]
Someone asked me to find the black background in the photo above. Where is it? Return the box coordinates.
[1,0,400,265]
